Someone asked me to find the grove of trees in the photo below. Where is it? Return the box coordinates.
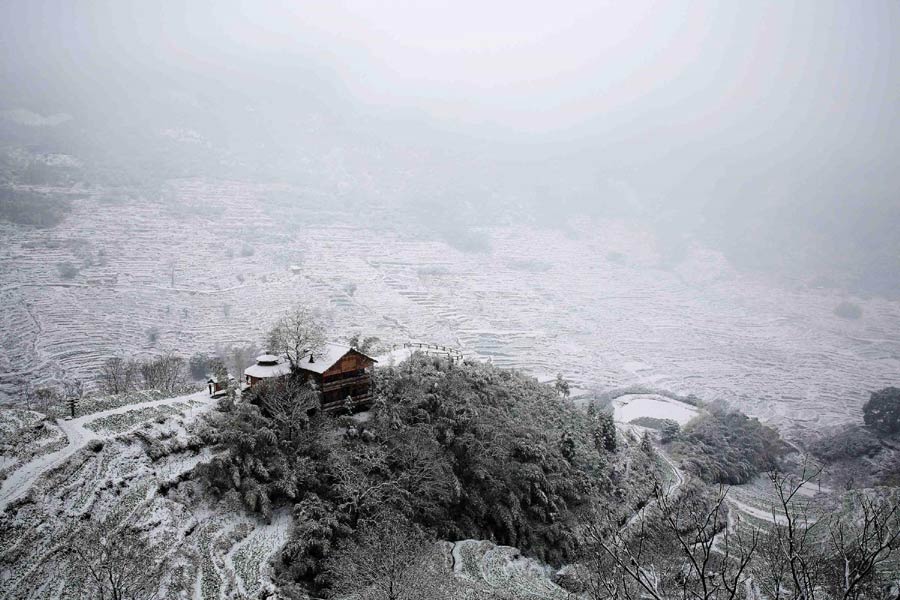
[863,387,900,435]
[196,353,664,597]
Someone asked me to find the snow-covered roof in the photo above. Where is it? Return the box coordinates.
[244,344,377,379]
[297,342,377,375]
[244,354,289,379]
[206,373,234,383]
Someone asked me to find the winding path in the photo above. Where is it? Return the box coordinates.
[0,390,212,511]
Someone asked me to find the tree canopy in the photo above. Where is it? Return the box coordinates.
[863,387,900,435]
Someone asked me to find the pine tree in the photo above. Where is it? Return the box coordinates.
[640,431,656,457]
[594,411,617,453]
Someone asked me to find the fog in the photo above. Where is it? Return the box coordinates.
[2,0,899,292]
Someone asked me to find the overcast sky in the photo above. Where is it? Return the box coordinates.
[2,1,899,290]
[3,1,897,142]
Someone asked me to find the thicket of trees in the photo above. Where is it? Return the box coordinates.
[667,405,787,485]
[864,387,900,435]
[583,469,900,600]
[97,353,186,395]
[197,354,660,597]
[63,516,166,600]
[0,187,73,228]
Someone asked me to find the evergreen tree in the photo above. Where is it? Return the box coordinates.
[863,387,900,435]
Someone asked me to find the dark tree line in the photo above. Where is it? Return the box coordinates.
[196,353,662,597]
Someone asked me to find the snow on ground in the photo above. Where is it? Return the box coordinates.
[450,539,570,599]
[0,390,293,600]
[0,390,209,511]
[0,409,66,480]
[373,347,413,366]
[612,393,699,426]
[2,183,896,442]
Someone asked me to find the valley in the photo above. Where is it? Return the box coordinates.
[1,179,898,440]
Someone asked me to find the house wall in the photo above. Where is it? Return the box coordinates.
[322,350,375,378]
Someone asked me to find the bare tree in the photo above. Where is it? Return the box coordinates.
[253,377,320,441]
[585,481,757,600]
[555,372,571,399]
[753,468,824,600]
[98,356,140,395]
[63,517,166,600]
[586,464,900,600]
[322,513,450,600]
[265,305,326,370]
[140,353,185,392]
[824,492,900,600]
[23,383,60,413]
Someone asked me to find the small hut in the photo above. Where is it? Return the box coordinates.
[243,354,292,387]
[207,374,235,396]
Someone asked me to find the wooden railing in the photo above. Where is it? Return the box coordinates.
[321,374,370,393]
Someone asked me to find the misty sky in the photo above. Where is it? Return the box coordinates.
[2,1,899,291]
[4,1,897,142]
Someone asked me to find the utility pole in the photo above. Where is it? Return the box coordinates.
[63,378,83,419]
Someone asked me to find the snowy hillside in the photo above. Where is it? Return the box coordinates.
[1,181,898,439]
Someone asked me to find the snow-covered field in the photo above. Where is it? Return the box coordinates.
[1,179,899,441]
[0,390,292,599]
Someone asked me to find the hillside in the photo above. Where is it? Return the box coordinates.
[0,356,665,599]
[2,183,898,442]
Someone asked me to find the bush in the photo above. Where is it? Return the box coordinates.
[810,425,883,462]
[57,261,79,280]
[834,301,863,320]
[668,406,787,484]
[0,188,72,228]
[863,387,900,435]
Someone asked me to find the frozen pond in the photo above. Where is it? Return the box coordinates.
[612,394,699,425]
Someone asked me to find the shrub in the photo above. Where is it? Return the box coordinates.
[863,387,900,435]
[834,301,863,320]
[669,406,787,484]
[809,425,882,463]
[630,417,672,431]
[660,420,681,443]
[57,261,79,279]
[0,188,72,228]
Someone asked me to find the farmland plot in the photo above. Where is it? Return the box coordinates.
[0,391,290,599]
[1,179,899,443]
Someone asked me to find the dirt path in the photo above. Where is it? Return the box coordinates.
[0,390,211,511]
[618,422,686,530]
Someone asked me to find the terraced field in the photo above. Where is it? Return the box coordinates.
[2,179,899,440]
[0,390,293,600]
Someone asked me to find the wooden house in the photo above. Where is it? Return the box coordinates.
[296,343,377,412]
[243,344,377,412]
